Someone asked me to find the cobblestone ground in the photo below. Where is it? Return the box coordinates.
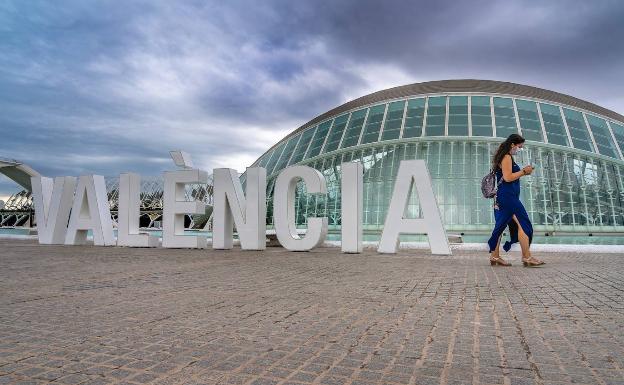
[1,239,623,385]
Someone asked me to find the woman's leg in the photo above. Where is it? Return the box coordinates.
[491,233,502,258]
[489,232,511,265]
[512,214,531,258]
[488,205,511,253]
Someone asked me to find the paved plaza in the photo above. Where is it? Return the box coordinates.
[0,239,623,385]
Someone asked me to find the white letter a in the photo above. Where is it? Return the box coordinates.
[378,160,450,255]
[65,175,115,246]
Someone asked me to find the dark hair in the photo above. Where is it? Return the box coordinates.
[492,134,525,171]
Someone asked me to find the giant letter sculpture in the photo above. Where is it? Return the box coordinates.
[274,166,328,251]
[162,169,208,248]
[341,162,363,253]
[65,175,115,246]
[378,160,450,255]
[31,176,76,244]
[213,167,266,250]
[117,173,159,247]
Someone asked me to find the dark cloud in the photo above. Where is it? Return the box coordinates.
[1,0,623,197]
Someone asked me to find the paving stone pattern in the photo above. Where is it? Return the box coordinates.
[1,239,623,385]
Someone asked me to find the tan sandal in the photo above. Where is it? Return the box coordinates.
[490,256,512,266]
[522,256,545,267]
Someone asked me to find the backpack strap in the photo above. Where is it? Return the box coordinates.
[492,168,499,207]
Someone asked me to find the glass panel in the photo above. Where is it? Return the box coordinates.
[402,98,425,138]
[493,97,518,138]
[305,120,332,159]
[272,134,300,174]
[340,109,367,149]
[239,172,247,192]
[258,150,274,168]
[380,101,405,141]
[515,99,544,142]
[265,141,287,175]
[425,96,446,136]
[360,104,386,144]
[562,108,594,153]
[539,103,569,146]
[288,126,316,166]
[447,96,468,136]
[322,114,349,154]
[610,122,624,158]
[586,114,618,158]
[494,98,518,138]
[470,96,492,137]
[277,140,624,234]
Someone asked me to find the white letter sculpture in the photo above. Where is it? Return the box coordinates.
[378,160,451,255]
[341,162,363,253]
[31,176,76,244]
[213,167,266,250]
[117,173,159,247]
[65,175,115,246]
[274,166,328,251]
[162,169,208,248]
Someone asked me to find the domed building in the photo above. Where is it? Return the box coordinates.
[249,80,624,237]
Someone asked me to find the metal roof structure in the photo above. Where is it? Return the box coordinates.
[0,158,41,191]
[257,79,624,159]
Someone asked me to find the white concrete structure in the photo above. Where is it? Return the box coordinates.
[117,173,159,247]
[274,166,328,251]
[212,167,267,250]
[65,175,115,246]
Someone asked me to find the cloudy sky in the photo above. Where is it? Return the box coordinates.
[1,0,623,200]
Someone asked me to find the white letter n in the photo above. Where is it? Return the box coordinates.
[212,167,267,250]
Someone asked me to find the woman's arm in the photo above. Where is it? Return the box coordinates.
[501,155,527,182]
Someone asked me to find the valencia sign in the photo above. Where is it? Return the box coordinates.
[30,160,451,254]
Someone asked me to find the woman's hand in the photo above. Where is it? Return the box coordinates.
[522,165,534,175]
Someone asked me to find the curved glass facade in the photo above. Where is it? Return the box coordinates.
[252,91,624,235]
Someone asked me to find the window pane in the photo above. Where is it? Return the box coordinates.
[340,109,367,149]
[288,126,317,166]
[322,114,349,154]
[381,100,405,141]
[493,97,518,138]
[273,134,300,173]
[586,114,618,158]
[239,172,247,191]
[258,150,274,168]
[305,121,332,159]
[539,103,569,146]
[448,96,468,136]
[360,104,386,144]
[515,99,544,142]
[610,121,624,158]
[265,141,287,174]
[562,108,594,153]
[402,98,425,138]
[425,96,446,136]
[471,96,492,137]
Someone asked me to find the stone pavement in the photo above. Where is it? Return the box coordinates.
[1,239,623,385]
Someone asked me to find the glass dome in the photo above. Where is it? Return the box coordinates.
[250,80,624,235]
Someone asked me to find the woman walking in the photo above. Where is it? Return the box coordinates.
[487,134,544,267]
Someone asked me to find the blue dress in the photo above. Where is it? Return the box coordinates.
[487,159,533,253]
